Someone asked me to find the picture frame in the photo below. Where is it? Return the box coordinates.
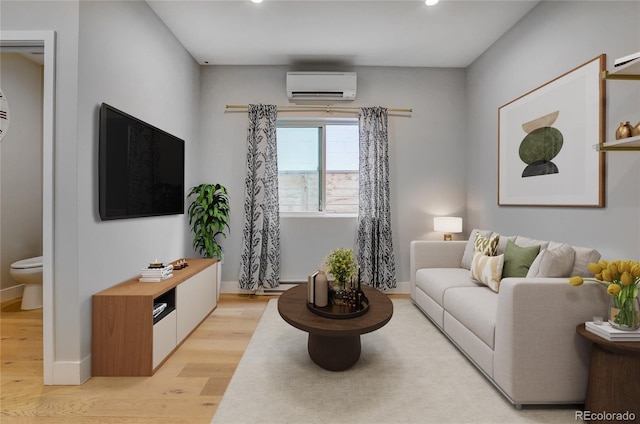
[498,55,605,207]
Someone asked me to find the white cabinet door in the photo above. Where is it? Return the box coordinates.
[153,310,177,369]
[176,263,217,343]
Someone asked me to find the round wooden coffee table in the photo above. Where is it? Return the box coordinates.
[278,284,393,371]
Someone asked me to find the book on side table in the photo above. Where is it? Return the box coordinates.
[585,321,640,342]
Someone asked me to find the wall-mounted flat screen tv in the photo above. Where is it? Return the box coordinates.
[99,103,185,220]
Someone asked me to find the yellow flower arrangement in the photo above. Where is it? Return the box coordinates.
[570,259,640,329]
[324,248,357,289]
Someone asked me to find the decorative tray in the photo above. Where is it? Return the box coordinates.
[307,296,369,319]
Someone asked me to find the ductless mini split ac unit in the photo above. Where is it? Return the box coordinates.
[286,71,357,102]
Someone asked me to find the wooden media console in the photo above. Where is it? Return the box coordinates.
[92,258,218,376]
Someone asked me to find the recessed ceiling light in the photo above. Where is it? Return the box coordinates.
[425,0,439,5]
[251,0,263,3]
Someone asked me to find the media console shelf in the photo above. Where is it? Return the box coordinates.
[92,258,218,376]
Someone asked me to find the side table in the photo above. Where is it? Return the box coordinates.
[576,324,640,422]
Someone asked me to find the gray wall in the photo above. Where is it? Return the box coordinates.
[466,0,640,260]
[1,0,200,383]
[76,1,200,373]
[199,65,468,286]
[0,53,43,291]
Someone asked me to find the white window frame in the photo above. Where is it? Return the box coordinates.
[277,117,358,218]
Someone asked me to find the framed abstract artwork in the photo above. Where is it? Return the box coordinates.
[498,55,605,207]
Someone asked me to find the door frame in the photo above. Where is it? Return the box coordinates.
[0,30,56,384]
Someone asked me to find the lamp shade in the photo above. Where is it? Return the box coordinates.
[433,217,463,233]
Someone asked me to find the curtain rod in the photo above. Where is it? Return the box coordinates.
[225,104,412,114]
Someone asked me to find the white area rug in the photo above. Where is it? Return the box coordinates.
[212,299,576,424]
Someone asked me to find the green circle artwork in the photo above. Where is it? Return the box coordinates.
[519,111,563,177]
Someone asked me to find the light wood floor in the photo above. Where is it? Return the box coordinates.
[1,292,409,423]
[1,294,275,423]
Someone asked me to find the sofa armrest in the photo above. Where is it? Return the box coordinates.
[494,278,609,404]
[410,240,466,285]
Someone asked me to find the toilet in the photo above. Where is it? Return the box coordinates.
[10,256,43,310]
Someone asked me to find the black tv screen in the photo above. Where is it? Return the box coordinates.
[99,103,185,220]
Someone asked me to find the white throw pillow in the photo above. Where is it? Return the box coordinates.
[570,245,601,277]
[470,252,504,292]
[526,243,576,278]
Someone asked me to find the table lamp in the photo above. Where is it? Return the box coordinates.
[433,216,463,241]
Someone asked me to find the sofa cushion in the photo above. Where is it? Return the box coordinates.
[474,232,499,256]
[470,252,504,292]
[513,236,549,251]
[461,228,492,269]
[443,287,498,349]
[527,243,576,278]
[496,234,517,255]
[503,239,540,278]
[570,245,601,277]
[415,268,481,307]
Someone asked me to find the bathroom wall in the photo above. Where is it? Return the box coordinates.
[0,52,43,297]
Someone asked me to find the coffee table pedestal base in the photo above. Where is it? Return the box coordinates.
[308,334,361,371]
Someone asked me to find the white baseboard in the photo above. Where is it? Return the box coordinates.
[49,355,92,386]
[0,284,24,303]
[221,280,410,294]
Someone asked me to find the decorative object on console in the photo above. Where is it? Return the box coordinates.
[149,259,164,268]
[433,216,462,241]
[173,258,188,270]
[498,55,605,207]
[570,259,640,330]
[615,121,634,139]
[324,247,357,290]
[187,183,230,260]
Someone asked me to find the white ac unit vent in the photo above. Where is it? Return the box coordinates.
[286,72,357,102]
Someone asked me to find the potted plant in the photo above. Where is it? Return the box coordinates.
[187,183,230,260]
[324,247,357,290]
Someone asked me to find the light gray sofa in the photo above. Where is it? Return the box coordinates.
[409,231,610,408]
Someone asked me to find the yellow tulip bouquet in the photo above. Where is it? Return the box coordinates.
[569,259,640,330]
[324,248,357,290]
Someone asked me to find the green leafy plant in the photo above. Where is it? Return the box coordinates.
[324,247,357,289]
[187,183,230,259]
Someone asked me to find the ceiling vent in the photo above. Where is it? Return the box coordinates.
[286,72,357,103]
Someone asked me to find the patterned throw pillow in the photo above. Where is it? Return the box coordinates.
[474,232,499,256]
[470,252,504,292]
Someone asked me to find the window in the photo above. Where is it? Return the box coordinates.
[277,120,359,215]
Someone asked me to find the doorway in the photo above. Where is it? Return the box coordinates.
[0,30,55,384]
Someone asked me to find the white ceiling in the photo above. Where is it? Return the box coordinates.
[147,0,540,68]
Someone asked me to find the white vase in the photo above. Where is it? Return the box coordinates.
[314,271,328,307]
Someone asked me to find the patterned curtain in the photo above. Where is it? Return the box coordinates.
[239,104,280,291]
[356,107,396,290]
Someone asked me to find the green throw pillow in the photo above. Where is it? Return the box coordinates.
[503,239,540,278]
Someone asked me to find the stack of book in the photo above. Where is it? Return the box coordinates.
[153,302,167,318]
[585,321,640,342]
[139,264,174,282]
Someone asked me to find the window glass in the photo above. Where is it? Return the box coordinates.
[277,121,358,214]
